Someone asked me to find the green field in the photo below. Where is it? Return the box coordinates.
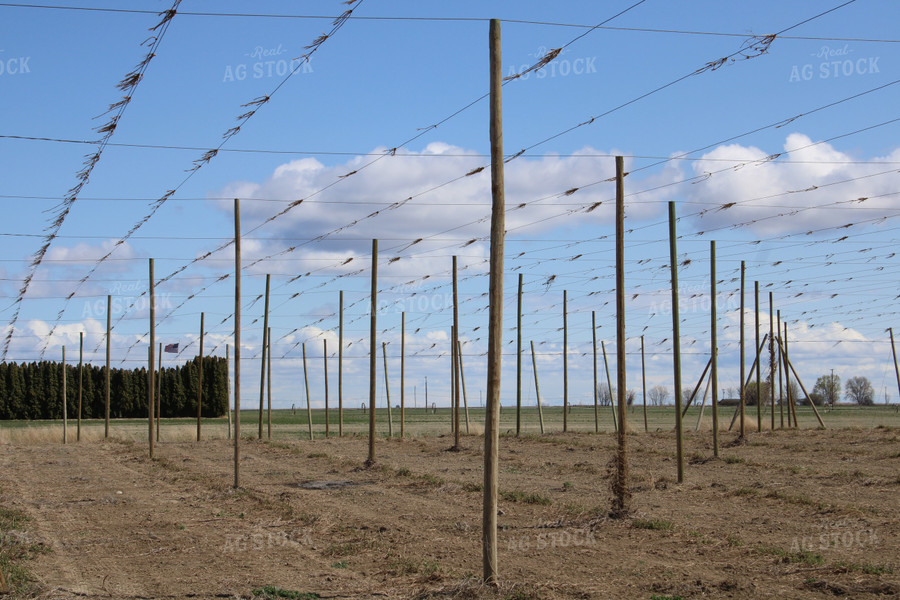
[2,403,899,443]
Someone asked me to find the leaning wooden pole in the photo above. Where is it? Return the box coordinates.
[592,311,600,433]
[777,310,784,429]
[516,273,523,436]
[890,327,900,407]
[457,340,470,434]
[641,334,648,434]
[233,198,242,488]
[601,340,617,431]
[77,331,83,442]
[728,334,769,430]
[382,342,393,438]
[612,154,629,516]
[367,239,378,465]
[681,357,712,417]
[62,345,67,444]
[148,258,156,458]
[739,260,746,438]
[563,288,569,433]
[709,240,719,457]
[784,322,798,428]
[777,335,826,429]
[668,201,684,483]
[530,341,545,434]
[400,312,405,438]
[226,344,232,440]
[105,294,111,438]
[267,327,272,440]
[303,343,313,440]
[755,280,761,432]
[769,292,775,431]
[482,17,505,584]
[258,273,270,440]
[197,312,205,441]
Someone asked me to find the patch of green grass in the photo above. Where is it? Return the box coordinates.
[724,455,745,464]
[731,488,758,497]
[0,505,48,594]
[862,564,894,575]
[650,596,684,600]
[632,519,674,531]
[396,467,412,477]
[251,586,320,600]
[462,481,483,493]
[726,534,744,547]
[306,452,328,459]
[331,561,347,569]
[757,544,824,565]
[500,490,552,505]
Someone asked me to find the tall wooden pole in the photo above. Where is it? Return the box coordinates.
[530,341,545,434]
[258,273,270,439]
[105,294,111,438]
[452,255,460,448]
[339,290,344,437]
[197,312,205,441]
[777,310,784,428]
[148,258,155,458]
[612,155,629,515]
[769,292,775,431]
[517,273,523,436]
[592,311,599,433]
[483,18,505,584]
[324,339,330,438]
[784,322,798,428]
[226,344,232,440]
[890,328,900,406]
[382,342,393,437]
[601,340,617,431]
[233,198,242,488]
[739,261,746,438]
[667,201,684,483]
[367,239,378,465]
[400,312,405,438]
[641,334,648,433]
[62,345,67,444]
[710,241,719,457]
[563,289,568,433]
[266,327,272,440]
[77,331,83,442]
[303,342,313,440]
[755,280,761,432]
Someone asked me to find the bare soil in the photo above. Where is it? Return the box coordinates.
[1,426,899,599]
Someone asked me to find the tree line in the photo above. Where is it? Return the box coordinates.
[0,356,228,420]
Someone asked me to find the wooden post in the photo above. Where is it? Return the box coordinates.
[755,280,761,432]
[769,292,775,431]
[784,322,798,427]
[400,312,405,438]
[303,342,313,440]
[728,334,769,430]
[530,341,545,434]
[77,332,83,442]
[483,18,505,584]
[383,342,393,438]
[777,334,826,428]
[324,339,330,438]
[452,255,460,448]
[777,310,784,429]
[339,290,344,437]
[890,328,900,407]
[612,154,629,516]
[197,312,205,441]
[681,358,712,417]
[739,260,746,438]
[148,258,155,458]
[592,311,599,433]
[641,334,648,433]
[668,201,684,483]
[105,294,111,438]
[233,198,242,488]
[226,344,232,440]
[601,340,617,431]
[710,240,719,456]
[457,340,470,434]
[563,288,568,433]
[258,273,270,440]
[517,273,523,436]
[62,345,67,444]
[367,239,377,465]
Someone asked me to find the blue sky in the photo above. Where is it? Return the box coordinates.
[1,0,898,413]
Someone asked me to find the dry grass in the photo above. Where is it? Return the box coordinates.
[0,423,230,446]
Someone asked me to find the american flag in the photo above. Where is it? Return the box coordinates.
[164,343,179,353]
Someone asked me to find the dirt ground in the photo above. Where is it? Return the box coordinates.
[1,426,899,599]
